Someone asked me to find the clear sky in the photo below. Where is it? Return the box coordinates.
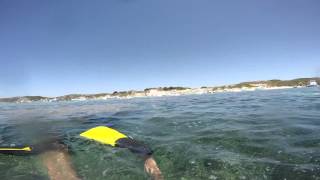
[1,0,319,97]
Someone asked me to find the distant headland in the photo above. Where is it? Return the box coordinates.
[1,77,319,103]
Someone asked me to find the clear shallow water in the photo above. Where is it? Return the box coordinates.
[0,88,320,180]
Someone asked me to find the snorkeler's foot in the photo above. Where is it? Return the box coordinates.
[144,156,163,180]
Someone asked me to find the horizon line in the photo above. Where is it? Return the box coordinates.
[1,76,319,99]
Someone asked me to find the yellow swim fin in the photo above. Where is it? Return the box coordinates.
[80,126,127,146]
[0,146,32,152]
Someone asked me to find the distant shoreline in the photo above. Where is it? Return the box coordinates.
[1,77,319,103]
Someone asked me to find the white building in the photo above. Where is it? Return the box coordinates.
[309,80,318,86]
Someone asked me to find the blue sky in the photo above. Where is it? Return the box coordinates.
[0,0,319,97]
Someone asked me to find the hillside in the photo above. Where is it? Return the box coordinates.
[0,77,318,103]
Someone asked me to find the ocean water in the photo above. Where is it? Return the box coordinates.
[0,88,319,180]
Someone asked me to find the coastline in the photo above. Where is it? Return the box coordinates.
[0,77,318,103]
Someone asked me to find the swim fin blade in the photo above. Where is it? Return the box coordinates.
[0,146,32,151]
[0,146,32,155]
[80,126,127,147]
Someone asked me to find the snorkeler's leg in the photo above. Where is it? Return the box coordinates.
[144,156,163,180]
[42,150,80,180]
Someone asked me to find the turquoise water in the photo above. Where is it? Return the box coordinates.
[0,88,320,180]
